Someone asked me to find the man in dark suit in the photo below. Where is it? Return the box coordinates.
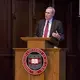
[35,7,64,47]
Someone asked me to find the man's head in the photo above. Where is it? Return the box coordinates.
[45,7,55,20]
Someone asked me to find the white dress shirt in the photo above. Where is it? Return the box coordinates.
[42,18,53,38]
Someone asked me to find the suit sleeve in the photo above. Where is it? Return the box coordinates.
[56,21,64,40]
[34,21,40,37]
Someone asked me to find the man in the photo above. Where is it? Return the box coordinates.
[35,7,64,47]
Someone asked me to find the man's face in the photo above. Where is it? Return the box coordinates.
[45,8,54,20]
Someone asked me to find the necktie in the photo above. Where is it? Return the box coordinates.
[44,21,49,37]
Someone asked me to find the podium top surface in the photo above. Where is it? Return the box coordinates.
[20,37,50,41]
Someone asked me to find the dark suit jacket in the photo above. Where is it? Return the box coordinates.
[35,19,64,47]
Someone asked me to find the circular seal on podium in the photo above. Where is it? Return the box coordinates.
[22,48,48,75]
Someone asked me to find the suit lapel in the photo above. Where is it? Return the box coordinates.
[40,20,45,37]
[50,19,56,37]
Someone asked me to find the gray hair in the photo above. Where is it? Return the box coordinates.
[46,6,55,14]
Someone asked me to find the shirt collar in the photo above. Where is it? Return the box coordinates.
[49,18,53,23]
[46,18,53,23]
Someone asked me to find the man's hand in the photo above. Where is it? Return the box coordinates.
[52,31,61,40]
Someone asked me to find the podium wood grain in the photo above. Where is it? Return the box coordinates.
[14,37,66,80]
[14,48,66,80]
[14,48,44,80]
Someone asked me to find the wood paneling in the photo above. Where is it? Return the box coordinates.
[12,0,29,48]
[0,55,14,80]
[0,0,12,54]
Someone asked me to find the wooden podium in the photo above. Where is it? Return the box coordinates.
[13,37,66,80]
